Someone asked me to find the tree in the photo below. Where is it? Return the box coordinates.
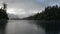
[25,5,60,20]
[0,3,9,19]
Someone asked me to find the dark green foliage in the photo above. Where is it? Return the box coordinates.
[26,5,60,20]
[0,3,9,20]
[0,9,9,19]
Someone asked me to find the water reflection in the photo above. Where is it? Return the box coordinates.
[4,20,60,34]
[6,20,45,34]
[0,19,8,34]
[35,20,60,34]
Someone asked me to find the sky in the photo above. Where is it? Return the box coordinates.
[0,0,60,18]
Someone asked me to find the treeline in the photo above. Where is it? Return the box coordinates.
[24,5,60,20]
[0,3,9,20]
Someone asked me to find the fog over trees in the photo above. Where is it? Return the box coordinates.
[23,5,60,20]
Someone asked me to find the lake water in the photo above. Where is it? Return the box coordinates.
[0,20,60,34]
[5,20,45,34]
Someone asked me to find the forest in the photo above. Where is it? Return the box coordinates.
[23,5,60,20]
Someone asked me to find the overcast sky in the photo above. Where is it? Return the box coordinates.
[0,0,60,18]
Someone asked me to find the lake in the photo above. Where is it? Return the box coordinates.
[0,20,60,34]
[6,20,45,34]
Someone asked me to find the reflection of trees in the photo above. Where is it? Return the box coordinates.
[0,20,8,34]
[0,21,8,34]
[35,20,60,34]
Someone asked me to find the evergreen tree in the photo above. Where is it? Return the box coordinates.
[26,5,60,20]
[0,3,9,19]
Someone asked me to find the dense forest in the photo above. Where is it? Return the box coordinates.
[23,5,60,20]
[0,3,9,20]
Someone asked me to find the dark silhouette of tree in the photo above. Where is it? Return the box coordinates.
[0,3,9,34]
[25,5,60,20]
[43,5,60,20]
[0,3,9,20]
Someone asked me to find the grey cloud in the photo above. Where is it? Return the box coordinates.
[3,0,44,9]
[4,0,60,9]
[1,0,60,18]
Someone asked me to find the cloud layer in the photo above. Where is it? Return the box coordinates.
[0,0,60,18]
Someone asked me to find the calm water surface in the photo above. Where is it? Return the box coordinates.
[5,20,45,34]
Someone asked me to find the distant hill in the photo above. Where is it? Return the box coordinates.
[8,13,21,20]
